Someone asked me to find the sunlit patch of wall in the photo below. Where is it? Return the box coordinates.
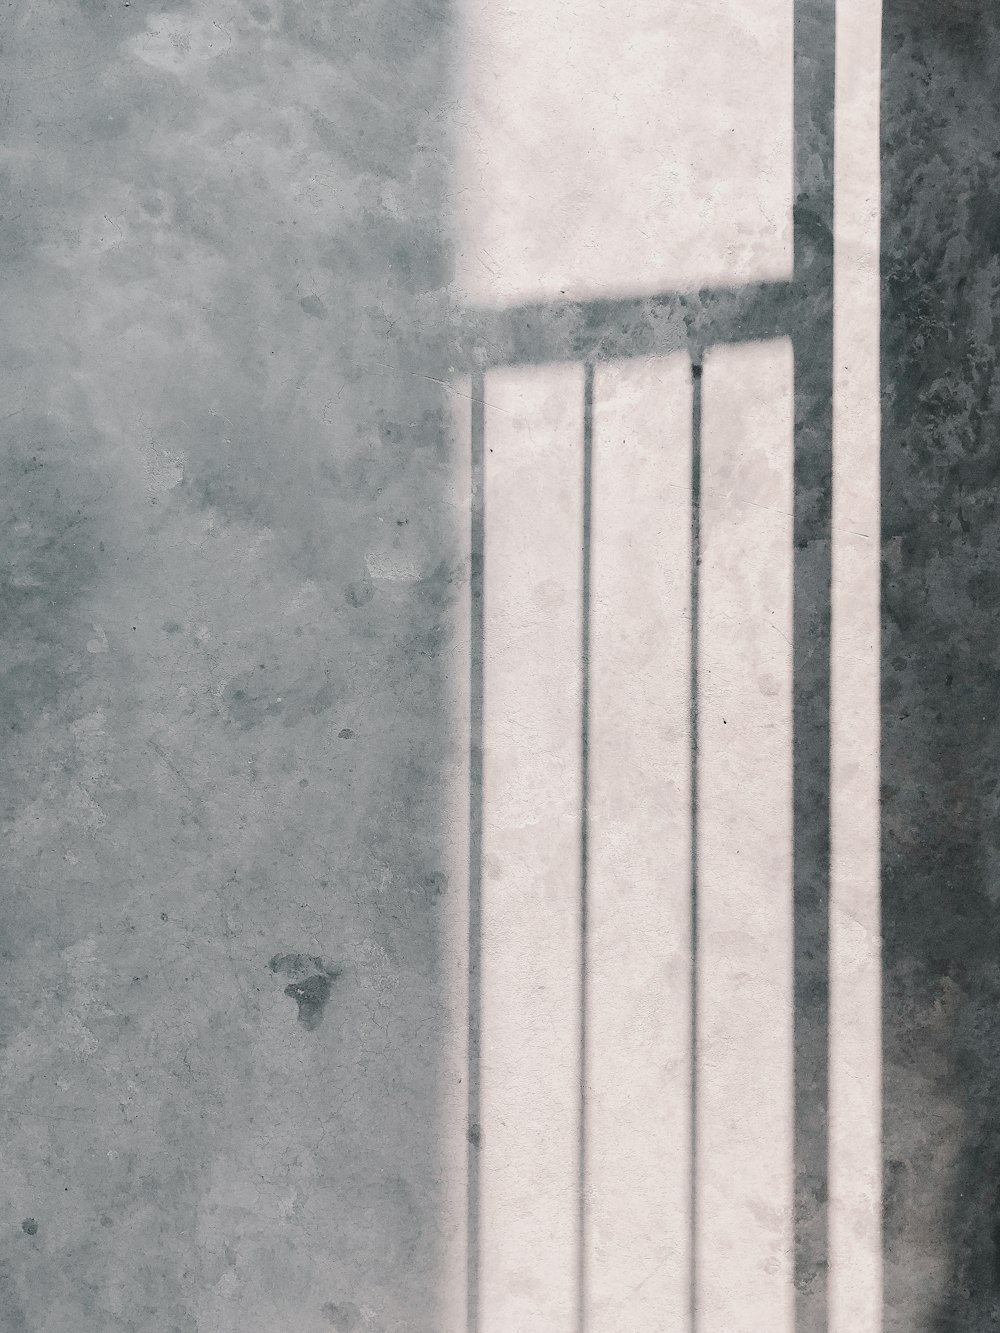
[450,0,793,307]
[445,0,883,1329]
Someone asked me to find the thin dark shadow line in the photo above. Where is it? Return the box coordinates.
[792,1,835,1327]
[577,361,594,1333]
[688,357,703,1333]
[467,367,486,1333]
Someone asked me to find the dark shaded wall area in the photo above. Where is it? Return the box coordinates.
[882,1,1000,1327]
[0,2,461,1330]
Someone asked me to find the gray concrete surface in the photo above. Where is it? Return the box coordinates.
[0,2,462,1330]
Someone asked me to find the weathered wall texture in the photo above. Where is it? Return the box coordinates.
[5,0,1000,1325]
[0,2,463,1330]
[882,1,1000,1328]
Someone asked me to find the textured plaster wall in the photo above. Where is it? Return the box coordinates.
[0,2,462,1331]
[3,0,997,1326]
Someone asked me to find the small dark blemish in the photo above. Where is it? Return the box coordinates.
[270,955,343,1029]
[269,952,324,977]
[338,727,354,739]
[160,912,168,921]
[99,1215,113,1228]
[344,579,373,609]
[283,973,339,1031]
[21,1219,37,1236]
[468,1122,482,1149]
[300,294,328,320]
[424,871,447,901]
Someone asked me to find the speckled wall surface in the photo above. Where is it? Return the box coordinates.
[0,2,462,1330]
[882,1,1000,1328]
[2,0,993,1325]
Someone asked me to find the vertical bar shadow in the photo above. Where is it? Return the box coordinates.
[578,363,595,1333]
[467,369,486,1333]
[689,356,703,1333]
[793,1,836,1327]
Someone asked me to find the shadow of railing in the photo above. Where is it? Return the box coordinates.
[449,3,837,1327]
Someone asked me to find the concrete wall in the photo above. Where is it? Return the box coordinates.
[3,0,998,1327]
[0,2,462,1330]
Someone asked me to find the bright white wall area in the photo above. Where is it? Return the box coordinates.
[445,0,884,1328]
[587,355,693,1331]
[479,364,586,1333]
[830,0,883,1329]
[452,0,793,306]
[697,339,795,1333]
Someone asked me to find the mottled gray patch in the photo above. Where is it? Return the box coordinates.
[268,952,324,978]
[414,559,459,611]
[83,103,130,142]
[20,1218,37,1236]
[321,1300,361,1331]
[300,293,328,319]
[0,1261,27,1332]
[270,954,343,1029]
[283,973,339,1031]
[359,212,450,294]
[0,415,106,731]
[0,216,31,265]
[338,727,355,739]
[308,682,335,715]
[175,411,279,531]
[223,671,285,728]
[424,871,447,902]
[344,578,373,608]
